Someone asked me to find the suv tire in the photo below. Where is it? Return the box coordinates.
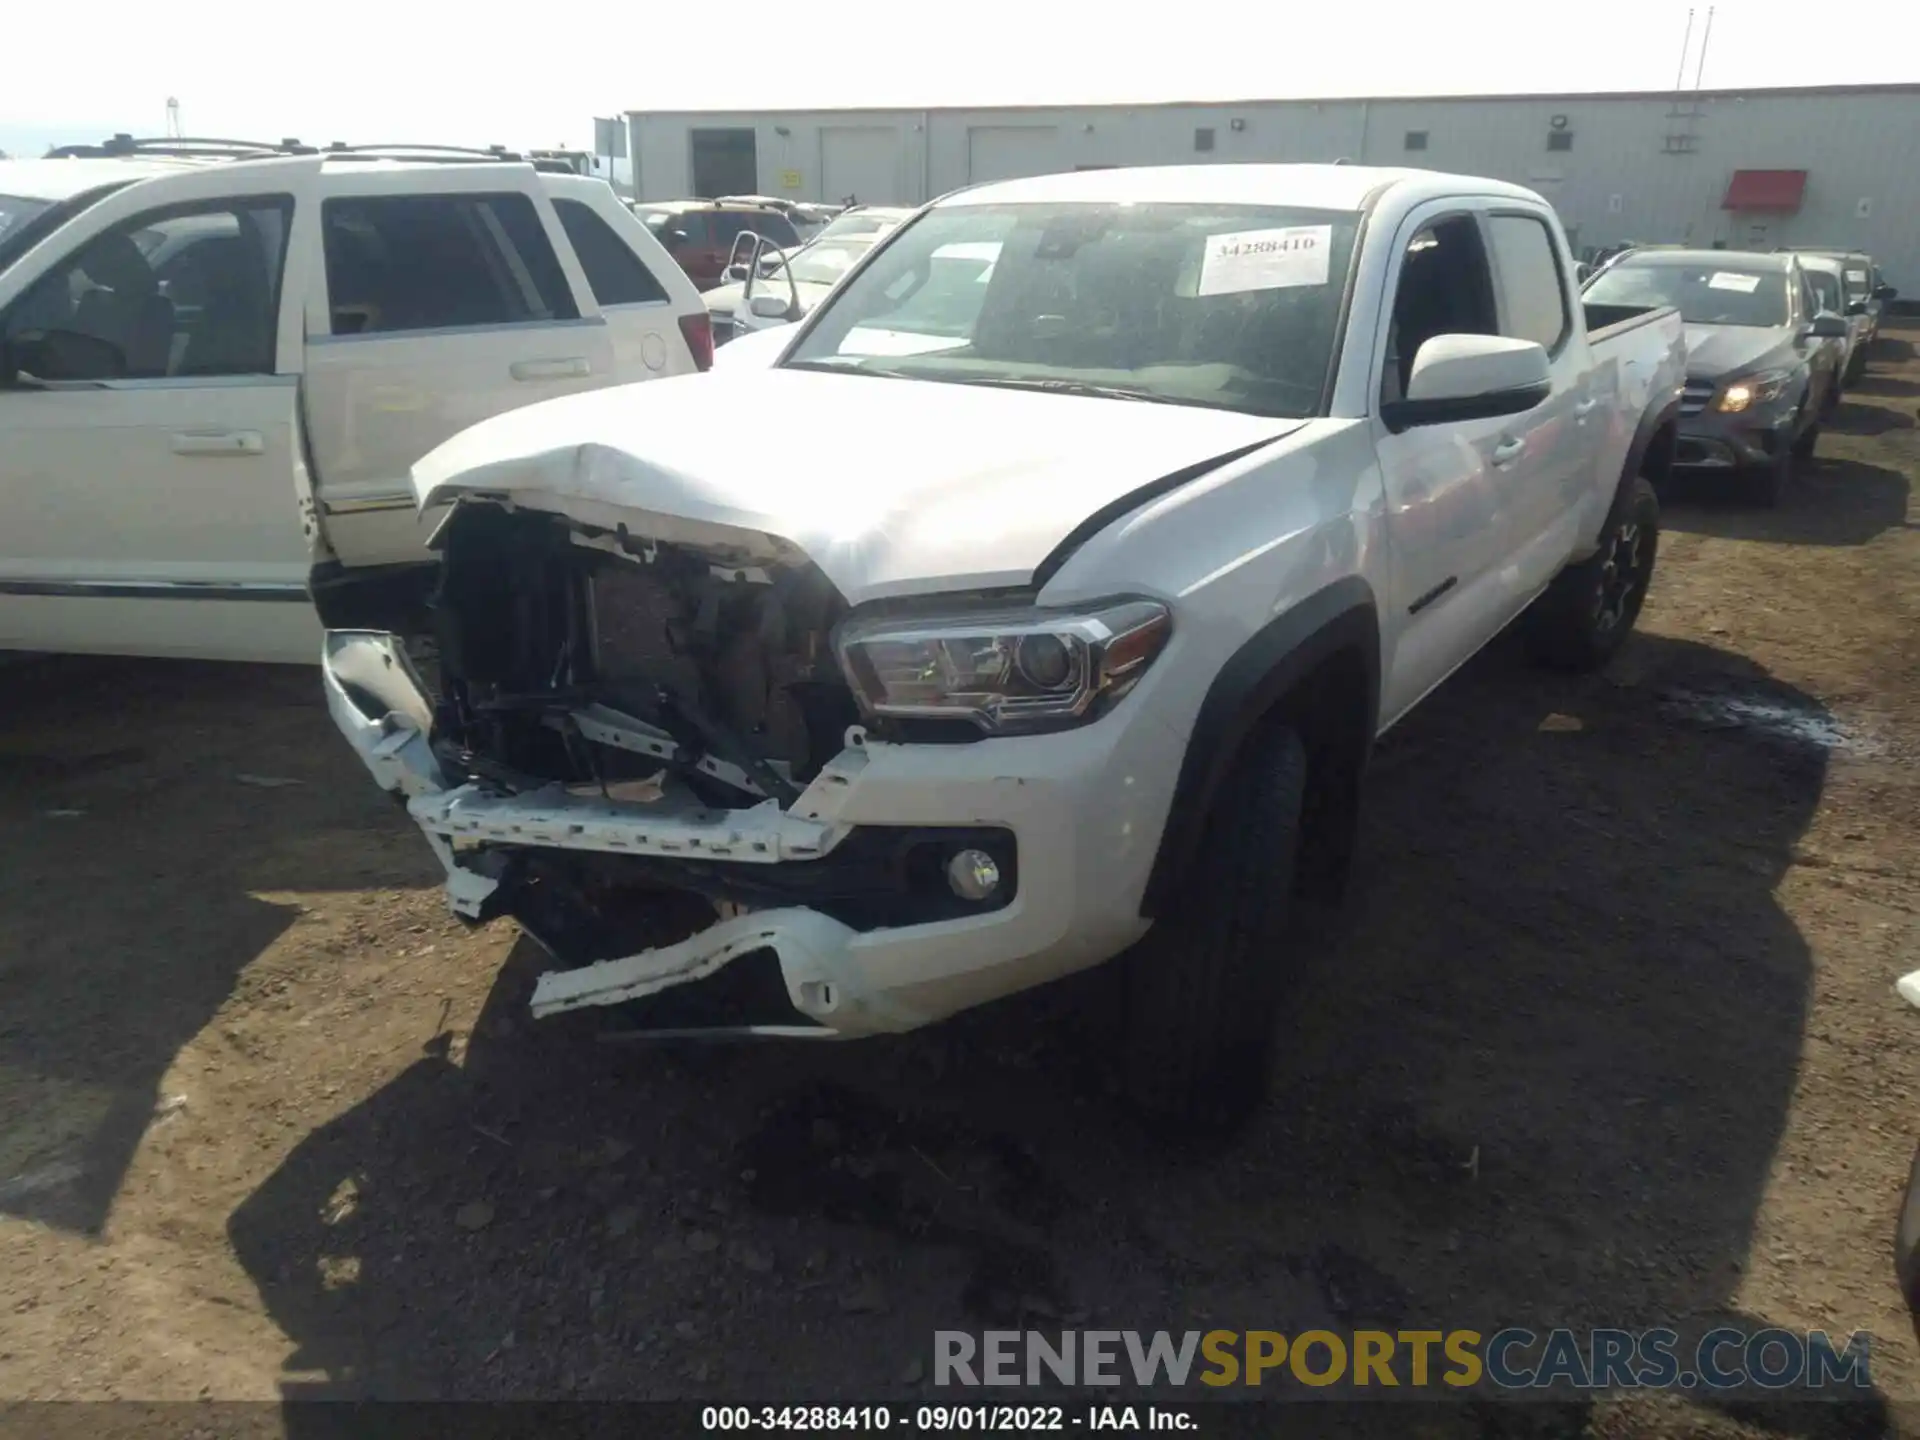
[1119,723,1308,1133]
[1523,475,1660,672]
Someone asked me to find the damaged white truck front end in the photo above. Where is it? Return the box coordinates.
[319,372,1245,1040]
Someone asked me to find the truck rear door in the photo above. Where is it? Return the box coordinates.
[301,162,616,568]
[0,157,325,662]
[1479,206,1600,597]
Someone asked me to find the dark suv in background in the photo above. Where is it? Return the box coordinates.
[1583,249,1848,505]
[631,200,802,290]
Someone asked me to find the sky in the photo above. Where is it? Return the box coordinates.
[4,0,1918,162]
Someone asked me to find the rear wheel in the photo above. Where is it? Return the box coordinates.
[1523,476,1660,672]
[1119,724,1308,1134]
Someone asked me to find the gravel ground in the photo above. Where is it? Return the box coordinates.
[3,331,1919,1437]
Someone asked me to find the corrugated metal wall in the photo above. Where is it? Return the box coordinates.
[627,88,1920,287]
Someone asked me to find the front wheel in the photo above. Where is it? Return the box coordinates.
[1523,475,1660,672]
[1119,724,1308,1134]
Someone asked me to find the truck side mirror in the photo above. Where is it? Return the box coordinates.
[1846,300,1869,317]
[1381,334,1551,432]
[1809,314,1849,339]
[746,293,793,320]
[1874,284,1898,301]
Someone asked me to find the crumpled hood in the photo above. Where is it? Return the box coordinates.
[1682,323,1791,381]
[412,369,1300,606]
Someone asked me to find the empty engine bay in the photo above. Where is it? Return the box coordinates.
[410,503,1017,980]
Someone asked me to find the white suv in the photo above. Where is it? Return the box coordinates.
[0,138,709,664]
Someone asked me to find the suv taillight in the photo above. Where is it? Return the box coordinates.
[678,312,714,372]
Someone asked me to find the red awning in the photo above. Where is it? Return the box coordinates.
[1723,169,1808,211]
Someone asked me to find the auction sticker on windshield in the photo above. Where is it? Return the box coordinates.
[1846,269,1868,284]
[1198,225,1332,296]
[1707,272,1763,293]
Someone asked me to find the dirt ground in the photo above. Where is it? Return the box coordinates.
[3,332,1919,1436]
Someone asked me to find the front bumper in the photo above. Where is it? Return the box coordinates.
[322,631,1179,1038]
[1674,395,1798,469]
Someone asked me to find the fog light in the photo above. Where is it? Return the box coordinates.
[946,848,1001,901]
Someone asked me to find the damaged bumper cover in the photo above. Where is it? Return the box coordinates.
[323,631,1179,1038]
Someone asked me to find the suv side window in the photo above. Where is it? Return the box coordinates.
[552,199,669,306]
[1486,214,1570,353]
[322,193,580,335]
[2,197,290,381]
[1382,215,1500,405]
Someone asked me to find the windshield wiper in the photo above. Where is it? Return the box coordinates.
[938,376,1216,408]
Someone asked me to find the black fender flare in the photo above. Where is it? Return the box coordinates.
[1581,395,1679,553]
[1140,575,1380,919]
[1624,395,1681,490]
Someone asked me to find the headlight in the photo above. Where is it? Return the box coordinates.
[1715,368,1793,413]
[835,598,1172,734]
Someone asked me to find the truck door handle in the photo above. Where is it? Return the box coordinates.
[510,357,593,382]
[170,430,264,456]
[1573,398,1600,417]
[1491,438,1527,465]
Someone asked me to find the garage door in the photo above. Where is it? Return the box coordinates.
[821,127,899,205]
[967,126,1060,185]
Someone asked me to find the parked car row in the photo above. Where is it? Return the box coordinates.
[1581,243,1897,505]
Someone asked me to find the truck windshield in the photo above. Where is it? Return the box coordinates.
[1584,258,1789,328]
[784,200,1362,418]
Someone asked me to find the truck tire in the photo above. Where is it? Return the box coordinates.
[1119,723,1308,1134]
[1523,475,1659,672]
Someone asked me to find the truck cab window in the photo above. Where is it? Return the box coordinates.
[1487,214,1570,352]
[1383,217,1498,403]
[2,198,290,381]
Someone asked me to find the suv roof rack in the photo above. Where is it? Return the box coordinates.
[44,134,576,173]
[47,134,319,159]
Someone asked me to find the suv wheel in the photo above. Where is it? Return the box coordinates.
[1523,475,1660,671]
[1119,724,1308,1134]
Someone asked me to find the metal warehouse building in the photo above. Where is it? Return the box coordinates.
[625,82,1920,286]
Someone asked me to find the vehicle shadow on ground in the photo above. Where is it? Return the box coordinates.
[227,633,1887,1431]
[1845,374,1920,401]
[1658,459,1913,548]
[0,656,435,1235]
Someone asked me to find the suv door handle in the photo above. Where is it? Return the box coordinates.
[170,430,263,456]
[1491,438,1527,465]
[510,357,592,382]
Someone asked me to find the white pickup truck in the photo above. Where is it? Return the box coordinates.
[324,164,1686,1127]
[0,140,709,663]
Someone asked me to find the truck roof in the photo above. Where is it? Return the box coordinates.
[945,163,1550,213]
